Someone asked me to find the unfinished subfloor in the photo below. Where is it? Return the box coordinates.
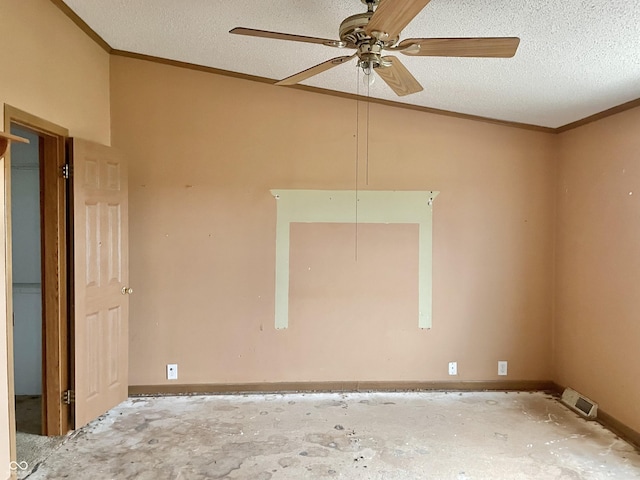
[22,391,640,479]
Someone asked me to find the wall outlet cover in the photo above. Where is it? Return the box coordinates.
[167,364,178,380]
[498,361,508,376]
[448,362,457,376]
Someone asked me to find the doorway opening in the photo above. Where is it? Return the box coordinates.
[11,125,43,438]
[4,105,72,467]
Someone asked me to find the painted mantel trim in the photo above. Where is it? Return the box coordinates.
[271,190,438,330]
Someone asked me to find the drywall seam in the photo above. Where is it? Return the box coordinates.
[271,189,438,330]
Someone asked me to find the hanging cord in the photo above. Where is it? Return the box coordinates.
[366,76,370,186]
[355,66,360,260]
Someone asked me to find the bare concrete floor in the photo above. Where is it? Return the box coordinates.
[24,391,640,479]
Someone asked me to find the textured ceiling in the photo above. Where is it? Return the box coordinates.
[61,0,640,128]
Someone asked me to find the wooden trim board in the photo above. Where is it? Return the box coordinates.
[129,380,556,396]
[0,132,29,144]
[555,98,640,133]
[597,409,640,451]
[111,50,555,134]
[4,106,69,138]
[0,132,29,159]
[106,53,640,135]
[48,0,112,53]
[4,104,71,451]
[40,130,70,435]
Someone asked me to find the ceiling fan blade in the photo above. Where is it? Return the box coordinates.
[397,37,521,57]
[376,56,424,97]
[275,55,356,86]
[230,27,346,48]
[365,0,432,40]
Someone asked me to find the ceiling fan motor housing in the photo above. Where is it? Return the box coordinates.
[358,43,385,70]
[340,10,397,71]
[339,12,399,49]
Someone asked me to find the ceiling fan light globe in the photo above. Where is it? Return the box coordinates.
[363,72,376,87]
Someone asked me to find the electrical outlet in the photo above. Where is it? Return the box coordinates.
[167,364,178,380]
[448,362,457,376]
[498,361,508,376]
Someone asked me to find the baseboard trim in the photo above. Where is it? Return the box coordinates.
[552,382,639,451]
[596,409,640,451]
[129,380,555,397]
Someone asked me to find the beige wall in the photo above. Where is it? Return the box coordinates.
[110,56,556,387]
[0,0,111,476]
[0,0,111,144]
[555,106,640,433]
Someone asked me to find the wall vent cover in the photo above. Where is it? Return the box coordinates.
[561,387,598,419]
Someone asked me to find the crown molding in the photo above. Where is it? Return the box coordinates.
[49,0,112,53]
[111,50,555,133]
[48,0,640,135]
[555,98,640,133]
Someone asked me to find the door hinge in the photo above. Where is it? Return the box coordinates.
[61,164,71,179]
[62,390,75,405]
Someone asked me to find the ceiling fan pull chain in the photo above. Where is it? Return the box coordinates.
[355,64,361,261]
[366,79,370,186]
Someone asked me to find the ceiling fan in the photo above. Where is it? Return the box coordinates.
[230,0,520,97]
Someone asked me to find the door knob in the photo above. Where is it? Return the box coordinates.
[121,287,133,295]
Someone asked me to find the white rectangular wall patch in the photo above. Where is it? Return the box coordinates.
[271,189,438,330]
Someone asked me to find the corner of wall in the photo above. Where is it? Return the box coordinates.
[550,131,563,385]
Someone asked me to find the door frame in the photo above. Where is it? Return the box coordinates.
[4,105,71,461]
